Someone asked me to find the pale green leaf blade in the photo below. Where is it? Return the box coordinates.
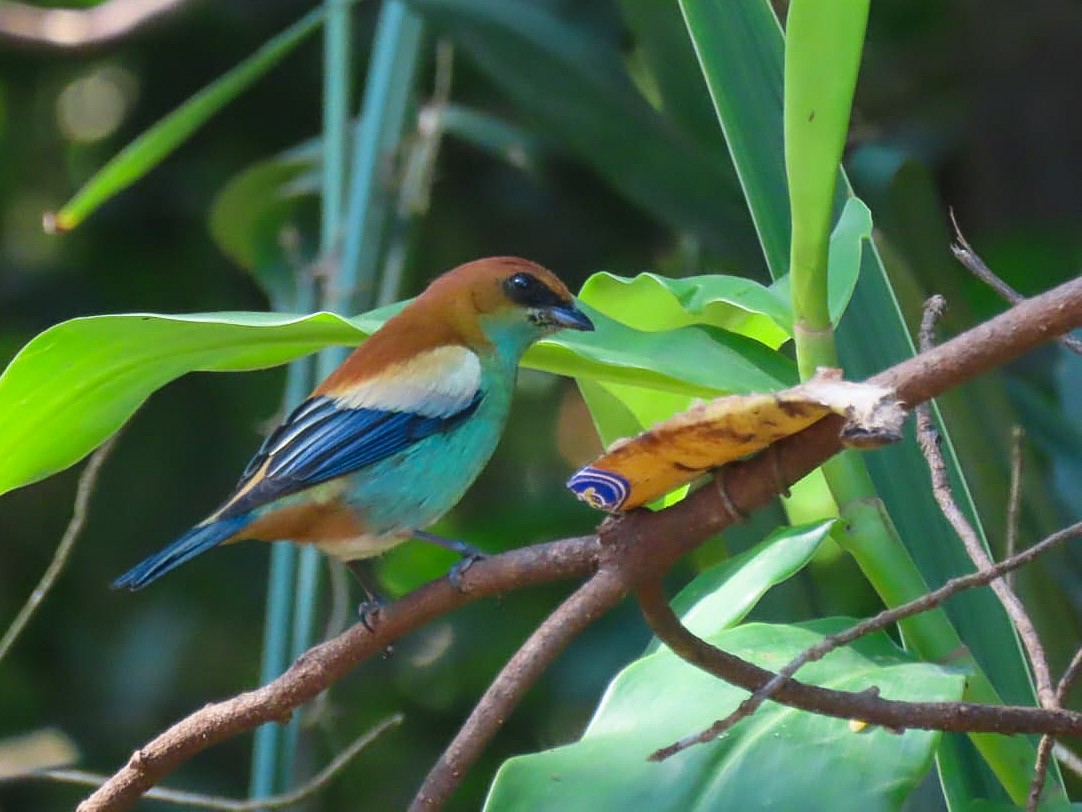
[580,271,790,347]
[0,305,794,497]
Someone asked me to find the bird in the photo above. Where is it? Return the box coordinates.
[112,256,594,602]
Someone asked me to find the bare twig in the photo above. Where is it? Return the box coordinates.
[409,570,626,810]
[0,436,117,665]
[1005,426,1025,589]
[915,295,1055,708]
[74,276,1082,810]
[949,210,1082,355]
[31,714,401,810]
[647,519,1082,757]
[1028,646,1082,811]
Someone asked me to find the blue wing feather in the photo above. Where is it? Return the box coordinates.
[220,392,482,518]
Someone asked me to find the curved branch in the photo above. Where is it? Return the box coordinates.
[635,578,1082,762]
[410,570,627,810]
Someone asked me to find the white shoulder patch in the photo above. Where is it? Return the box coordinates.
[334,346,482,417]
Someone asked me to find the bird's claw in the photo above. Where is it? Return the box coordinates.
[448,553,486,593]
[356,598,386,632]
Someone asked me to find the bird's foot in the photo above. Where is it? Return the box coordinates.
[347,559,388,633]
[356,597,386,633]
[448,553,486,593]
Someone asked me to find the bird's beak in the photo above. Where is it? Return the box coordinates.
[546,302,595,332]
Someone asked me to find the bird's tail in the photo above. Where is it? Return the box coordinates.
[112,514,253,590]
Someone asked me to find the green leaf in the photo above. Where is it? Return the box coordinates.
[0,304,794,497]
[770,196,872,326]
[47,8,323,232]
[616,0,723,150]
[403,0,763,270]
[645,520,834,654]
[580,271,790,348]
[208,154,314,306]
[677,0,788,276]
[486,619,964,811]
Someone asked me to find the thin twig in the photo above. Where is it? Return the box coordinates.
[916,295,1055,708]
[1027,646,1082,811]
[1028,731,1056,811]
[0,436,117,665]
[1056,646,1082,705]
[30,714,401,810]
[1005,426,1025,590]
[949,210,1082,355]
[409,570,626,810]
[647,519,1082,758]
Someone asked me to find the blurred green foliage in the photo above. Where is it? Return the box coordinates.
[1,0,1081,810]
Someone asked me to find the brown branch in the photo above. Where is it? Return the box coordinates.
[32,714,401,810]
[635,575,1082,764]
[409,570,627,810]
[646,518,1082,758]
[77,275,1082,810]
[651,293,1070,759]
[75,536,599,812]
[949,210,1082,355]
[0,435,117,665]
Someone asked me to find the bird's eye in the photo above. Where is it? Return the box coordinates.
[503,270,564,309]
[508,273,534,291]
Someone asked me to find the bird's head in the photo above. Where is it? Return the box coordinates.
[420,257,594,356]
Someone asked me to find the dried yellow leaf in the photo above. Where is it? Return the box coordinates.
[567,369,904,512]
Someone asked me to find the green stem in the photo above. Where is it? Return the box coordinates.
[273,0,356,793]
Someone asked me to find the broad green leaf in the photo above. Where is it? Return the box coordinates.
[575,270,795,510]
[644,520,834,654]
[770,196,872,326]
[404,0,763,270]
[576,379,642,450]
[47,8,323,232]
[0,305,794,497]
[580,271,789,348]
[486,620,963,811]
